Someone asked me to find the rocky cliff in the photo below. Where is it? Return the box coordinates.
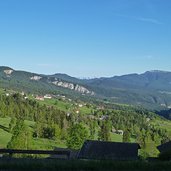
[52,80,94,95]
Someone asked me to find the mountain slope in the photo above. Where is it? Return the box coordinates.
[1,66,171,109]
[0,66,94,96]
[85,70,171,108]
[86,70,171,91]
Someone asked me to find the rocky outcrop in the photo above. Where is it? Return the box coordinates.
[30,76,42,81]
[75,84,91,94]
[4,69,13,75]
[52,80,94,95]
[53,81,75,90]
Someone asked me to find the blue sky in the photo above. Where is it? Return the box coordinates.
[0,0,171,78]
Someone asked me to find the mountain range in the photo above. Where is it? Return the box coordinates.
[1,66,171,109]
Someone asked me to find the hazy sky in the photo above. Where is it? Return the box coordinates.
[0,0,171,77]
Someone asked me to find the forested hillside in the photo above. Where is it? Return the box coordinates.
[0,92,171,157]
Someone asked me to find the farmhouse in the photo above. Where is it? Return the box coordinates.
[78,140,140,160]
[35,96,44,101]
[44,94,52,99]
[112,129,124,135]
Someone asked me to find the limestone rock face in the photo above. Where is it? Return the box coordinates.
[30,76,42,81]
[74,84,90,94]
[4,69,13,75]
[52,80,94,95]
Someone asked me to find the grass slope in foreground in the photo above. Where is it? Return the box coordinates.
[0,117,66,149]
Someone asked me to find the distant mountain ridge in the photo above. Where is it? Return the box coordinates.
[1,66,171,109]
[0,66,94,96]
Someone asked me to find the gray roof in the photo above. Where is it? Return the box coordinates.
[78,140,140,160]
[157,141,171,153]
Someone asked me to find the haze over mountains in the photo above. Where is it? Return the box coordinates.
[1,66,171,109]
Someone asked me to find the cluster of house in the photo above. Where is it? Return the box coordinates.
[35,94,52,101]
[51,140,171,161]
[35,94,71,101]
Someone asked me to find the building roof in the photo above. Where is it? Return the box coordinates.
[78,140,140,160]
[157,141,171,153]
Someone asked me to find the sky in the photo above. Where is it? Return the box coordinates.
[0,0,171,78]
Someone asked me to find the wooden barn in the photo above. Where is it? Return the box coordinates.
[50,147,79,159]
[78,140,140,160]
[157,141,171,153]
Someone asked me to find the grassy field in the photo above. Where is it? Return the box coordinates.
[38,98,72,111]
[34,97,93,115]
[0,117,12,148]
[0,117,11,127]
[0,117,66,150]
[0,158,170,171]
[0,128,12,148]
[0,117,127,150]
[79,105,92,115]
[151,119,171,136]
[0,115,167,152]
[111,133,123,142]
[32,138,66,150]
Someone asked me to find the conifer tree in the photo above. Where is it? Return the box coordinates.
[123,129,131,143]
[98,120,111,141]
[7,120,32,149]
[66,123,88,149]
